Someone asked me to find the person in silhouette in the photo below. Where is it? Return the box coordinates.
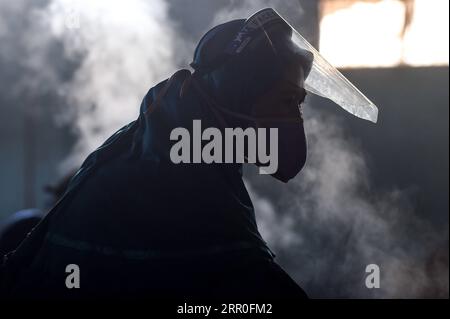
[1,8,313,299]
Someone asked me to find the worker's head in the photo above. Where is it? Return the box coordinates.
[191,8,313,182]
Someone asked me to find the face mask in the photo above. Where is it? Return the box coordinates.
[249,73,308,182]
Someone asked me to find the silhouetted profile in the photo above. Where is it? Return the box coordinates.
[1,8,313,299]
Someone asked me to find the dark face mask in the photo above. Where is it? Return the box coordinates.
[265,120,307,183]
[250,66,308,182]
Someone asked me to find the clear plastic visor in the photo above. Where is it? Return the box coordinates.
[290,28,378,123]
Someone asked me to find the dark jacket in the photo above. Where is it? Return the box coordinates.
[0,70,308,299]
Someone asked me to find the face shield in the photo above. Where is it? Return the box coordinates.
[224,8,379,123]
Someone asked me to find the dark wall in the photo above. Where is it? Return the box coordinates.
[313,66,449,228]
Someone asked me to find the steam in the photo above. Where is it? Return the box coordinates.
[247,108,448,298]
[40,0,176,169]
[0,1,64,101]
[212,0,304,27]
[1,0,177,171]
[221,0,448,299]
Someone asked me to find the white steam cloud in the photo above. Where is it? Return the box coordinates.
[44,0,176,169]
[248,108,448,298]
[1,0,177,171]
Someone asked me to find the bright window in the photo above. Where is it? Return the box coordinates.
[319,0,449,68]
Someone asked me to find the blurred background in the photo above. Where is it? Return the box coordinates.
[0,0,448,298]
